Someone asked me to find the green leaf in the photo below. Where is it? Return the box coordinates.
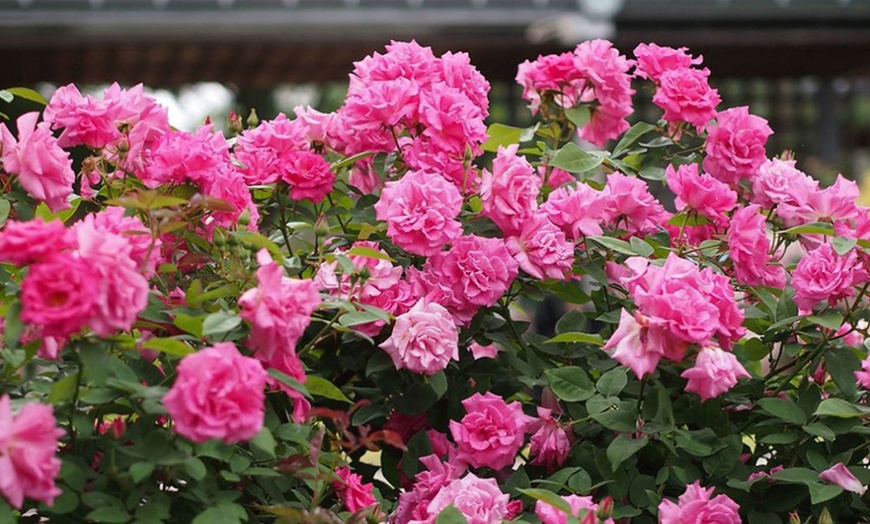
[346,245,394,262]
[613,122,657,158]
[597,368,628,397]
[826,347,861,397]
[250,427,276,458]
[48,373,80,404]
[230,230,285,262]
[481,123,525,153]
[550,143,604,174]
[804,423,836,441]
[84,507,131,523]
[773,467,823,485]
[807,310,844,331]
[832,236,857,255]
[781,222,835,236]
[517,488,571,513]
[564,106,591,128]
[629,236,655,257]
[201,310,242,337]
[338,310,387,327]
[809,482,843,504]
[756,397,808,425]
[435,505,469,524]
[184,457,208,480]
[0,199,10,226]
[667,211,712,227]
[6,87,48,105]
[3,301,23,349]
[545,332,604,346]
[587,236,637,256]
[545,366,596,402]
[607,434,649,471]
[191,504,246,524]
[305,375,352,403]
[173,313,204,338]
[814,398,870,418]
[266,369,311,398]
[129,461,155,484]
[141,337,195,357]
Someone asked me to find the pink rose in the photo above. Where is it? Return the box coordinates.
[572,40,635,147]
[658,481,741,524]
[391,454,465,523]
[855,354,870,390]
[633,43,702,82]
[681,346,750,401]
[541,183,608,240]
[424,473,509,524]
[438,51,490,117]
[334,466,379,514]
[44,83,120,149]
[665,163,737,227]
[449,392,532,470]
[469,342,499,360]
[163,343,268,444]
[418,84,487,159]
[142,125,230,188]
[653,67,721,130]
[0,218,74,266]
[0,112,74,212]
[536,494,614,524]
[480,144,540,236]
[604,309,677,378]
[703,106,772,185]
[200,168,260,231]
[374,169,463,256]
[792,243,867,312]
[819,463,867,495]
[727,205,786,289]
[380,300,459,375]
[602,172,670,237]
[0,395,65,509]
[751,158,818,209]
[91,207,162,276]
[20,253,99,338]
[233,113,309,185]
[778,174,861,232]
[528,407,571,471]
[506,213,574,281]
[282,150,336,203]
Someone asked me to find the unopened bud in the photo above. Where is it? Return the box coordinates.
[314,214,330,238]
[819,508,833,524]
[788,511,801,524]
[246,108,259,128]
[228,112,243,135]
[596,496,613,520]
[237,208,251,227]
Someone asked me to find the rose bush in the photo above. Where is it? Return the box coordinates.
[1,38,870,524]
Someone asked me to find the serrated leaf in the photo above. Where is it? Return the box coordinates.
[613,122,657,158]
[305,375,352,404]
[545,332,603,346]
[781,222,835,236]
[550,143,604,174]
[629,236,655,257]
[545,366,595,402]
[807,310,844,331]
[597,368,628,397]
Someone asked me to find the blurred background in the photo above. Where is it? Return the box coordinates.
[3,0,870,193]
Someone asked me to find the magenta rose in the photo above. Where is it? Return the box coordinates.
[282,150,336,203]
[380,299,459,375]
[703,106,772,185]
[727,205,786,289]
[658,481,741,524]
[163,343,268,444]
[528,407,571,471]
[0,395,65,509]
[0,218,75,267]
[20,253,99,338]
[449,392,532,470]
[333,466,379,514]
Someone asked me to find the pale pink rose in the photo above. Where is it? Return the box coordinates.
[391,454,465,523]
[340,77,420,151]
[91,207,161,276]
[293,105,339,145]
[142,125,230,188]
[819,463,867,495]
[658,481,741,524]
[101,83,170,175]
[380,300,459,375]
[0,218,75,266]
[541,183,608,240]
[792,243,867,312]
[239,249,321,364]
[282,150,336,203]
[449,392,532,470]
[835,322,864,347]
[604,309,676,378]
[528,407,571,471]
[654,67,721,130]
[856,354,870,390]
[20,253,99,338]
[602,172,670,236]
[479,144,540,236]
[73,218,150,336]
[506,213,574,281]
[704,106,773,185]
[44,83,120,149]
[469,342,499,360]
[0,396,65,509]
[374,169,463,256]
[536,494,614,524]
[727,205,786,289]
[0,112,74,212]
[163,343,267,444]
[412,235,518,324]
[423,473,509,524]
[751,158,818,209]
[233,113,309,185]
[665,163,737,227]
[681,346,750,401]
[633,43,703,82]
[334,466,379,514]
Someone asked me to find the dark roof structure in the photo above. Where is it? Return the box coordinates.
[2,0,870,87]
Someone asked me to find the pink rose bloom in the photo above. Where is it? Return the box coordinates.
[727,205,787,289]
[0,218,74,266]
[633,43,702,82]
[479,144,540,236]
[438,51,491,118]
[0,395,65,509]
[469,342,499,360]
[528,407,571,471]
[604,309,676,378]
[351,40,439,90]
[516,51,580,112]
[449,392,532,470]
[751,158,818,209]
[792,243,867,312]
[572,40,635,146]
[239,249,321,364]
[704,106,773,185]
[778,174,861,229]
[380,300,459,375]
[44,83,120,149]
[659,481,741,524]
[348,157,384,195]
[374,169,463,256]
[819,463,867,495]
[101,83,170,175]
[0,112,74,212]
[403,137,479,194]
[681,346,751,401]
[91,207,161,276]
[423,473,509,524]
[282,150,336,203]
[392,454,465,523]
[334,466,379,514]
[293,105,339,146]
[163,343,267,444]
[541,183,608,240]
[506,213,575,281]
[536,494,614,524]
[201,167,260,231]
[73,218,150,336]
[855,354,870,390]
[653,67,721,130]
[20,253,99,338]
[412,235,519,324]
[665,163,737,227]
[233,113,309,185]
[418,84,487,159]
[142,125,230,188]
[602,172,670,236]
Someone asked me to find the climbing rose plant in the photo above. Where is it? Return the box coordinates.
[1,39,870,524]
